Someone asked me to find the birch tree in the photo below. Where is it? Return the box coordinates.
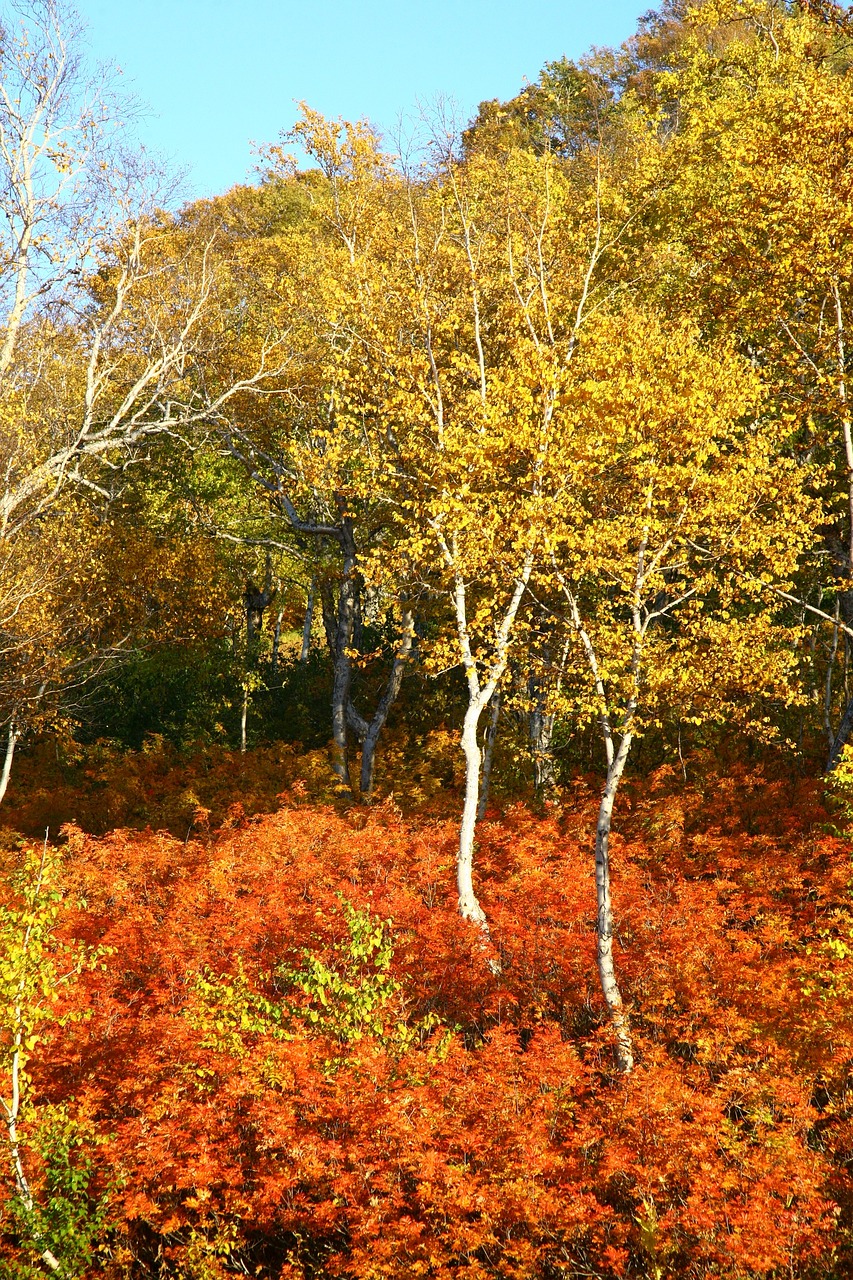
[0,0,286,794]
[546,308,811,1070]
[285,103,657,928]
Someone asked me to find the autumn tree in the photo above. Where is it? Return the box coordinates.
[277,94,666,931]
[193,127,422,798]
[619,0,853,765]
[0,1,288,794]
[540,309,811,1070]
[285,96,816,1059]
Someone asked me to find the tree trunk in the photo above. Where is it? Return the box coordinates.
[433,536,533,953]
[0,716,18,806]
[300,575,317,663]
[528,626,569,798]
[271,608,284,678]
[827,694,853,771]
[530,704,557,796]
[458,698,488,925]
[477,687,501,821]
[357,610,415,800]
[330,518,358,791]
[595,733,634,1073]
[825,597,841,750]
[240,684,248,754]
[449,551,533,934]
[320,581,337,653]
[241,556,276,753]
[244,555,277,649]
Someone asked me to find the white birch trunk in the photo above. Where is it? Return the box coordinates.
[556,568,636,1072]
[447,551,533,932]
[300,575,317,663]
[595,733,634,1074]
[0,717,18,806]
[458,700,488,924]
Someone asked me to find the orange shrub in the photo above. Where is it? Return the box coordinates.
[1,769,849,1277]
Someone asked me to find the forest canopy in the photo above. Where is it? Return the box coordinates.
[3,0,853,1276]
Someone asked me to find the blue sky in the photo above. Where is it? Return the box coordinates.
[74,1,646,200]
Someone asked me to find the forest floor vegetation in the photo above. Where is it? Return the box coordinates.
[1,742,851,1278]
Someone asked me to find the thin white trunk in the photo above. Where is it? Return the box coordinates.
[556,565,637,1072]
[595,734,634,1074]
[300,575,317,663]
[458,701,488,924]
[271,609,284,677]
[240,684,248,754]
[449,551,533,933]
[0,716,18,806]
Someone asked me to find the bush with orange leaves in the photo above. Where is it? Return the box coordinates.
[0,766,851,1278]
